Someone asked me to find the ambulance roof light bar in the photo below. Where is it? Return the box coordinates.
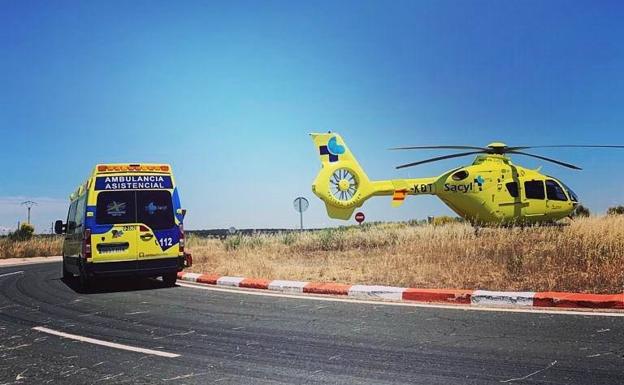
[96,164,170,173]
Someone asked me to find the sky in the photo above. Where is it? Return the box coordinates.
[2,0,624,232]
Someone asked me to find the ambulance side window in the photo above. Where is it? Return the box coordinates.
[74,195,86,230]
[66,201,78,234]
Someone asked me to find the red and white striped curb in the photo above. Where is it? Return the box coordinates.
[177,272,624,309]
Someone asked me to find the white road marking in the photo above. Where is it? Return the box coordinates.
[177,281,624,318]
[0,271,24,278]
[32,326,180,358]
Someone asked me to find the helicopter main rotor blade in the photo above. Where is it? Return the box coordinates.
[395,151,486,169]
[507,151,582,170]
[507,145,624,151]
[389,145,487,151]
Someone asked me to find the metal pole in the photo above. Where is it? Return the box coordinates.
[299,200,303,230]
[21,201,36,226]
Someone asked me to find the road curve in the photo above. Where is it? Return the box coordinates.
[0,262,622,384]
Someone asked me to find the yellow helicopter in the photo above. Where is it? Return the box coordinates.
[310,132,623,225]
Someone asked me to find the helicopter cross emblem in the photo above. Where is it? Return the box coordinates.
[319,136,345,163]
[474,175,485,191]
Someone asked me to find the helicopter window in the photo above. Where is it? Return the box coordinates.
[546,180,568,201]
[451,170,469,181]
[505,182,519,198]
[524,180,545,200]
[560,182,578,202]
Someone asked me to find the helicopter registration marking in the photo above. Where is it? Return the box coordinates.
[413,184,433,193]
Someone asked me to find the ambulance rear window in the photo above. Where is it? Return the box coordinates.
[96,191,175,230]
[137,191,175,230]
[96,191,136,225]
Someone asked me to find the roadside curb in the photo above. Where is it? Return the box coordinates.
[0,256,62,267]
[177,272,624,309]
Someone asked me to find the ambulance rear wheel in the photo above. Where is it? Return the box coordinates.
[78,263,91,291]
[162,272,177,287]
[62,257,72,280]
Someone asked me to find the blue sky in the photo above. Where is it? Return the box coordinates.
[2,1,624,232]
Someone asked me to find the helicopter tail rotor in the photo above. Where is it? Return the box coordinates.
[310,133,376,220]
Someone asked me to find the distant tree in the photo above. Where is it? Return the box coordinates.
[9,223,34,241]
[570,204,590,218]
[431,216,461,226]
[607,205,624,215]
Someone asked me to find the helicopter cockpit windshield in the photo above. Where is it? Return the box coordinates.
[549,177,578,202]
[561,182,578,202]
[545,176,579,202]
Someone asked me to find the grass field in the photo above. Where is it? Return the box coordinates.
[2,216,622,293]
[187,216,624,294]
[0,235,62,259]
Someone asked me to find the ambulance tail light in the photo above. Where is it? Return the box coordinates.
[179,224,185,253]
[82,228,92,259]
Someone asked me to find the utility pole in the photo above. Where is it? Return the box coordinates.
[21,200,37,225]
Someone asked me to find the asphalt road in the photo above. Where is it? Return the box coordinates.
[0,262,623,384]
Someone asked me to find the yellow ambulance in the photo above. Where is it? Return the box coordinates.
[55,164,191,289]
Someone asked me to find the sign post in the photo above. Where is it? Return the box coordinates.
[293,197,309,230]
[355,212,365,225]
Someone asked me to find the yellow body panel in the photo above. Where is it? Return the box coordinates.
[311,133,577,225]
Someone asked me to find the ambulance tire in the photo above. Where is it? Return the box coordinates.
[162,272,177,287]
[62,257,72,280]
[78,263,91,291]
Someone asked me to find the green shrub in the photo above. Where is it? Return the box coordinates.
[571,204,590,218]
[280,232,297,246]
[431,216,459,226]
[224,235,242,251]
[9,223,34,241]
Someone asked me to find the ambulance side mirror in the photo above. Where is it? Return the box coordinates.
[54,220,66,235]
[176,208,187,219]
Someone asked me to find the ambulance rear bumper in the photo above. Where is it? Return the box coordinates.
[84,256,187,278]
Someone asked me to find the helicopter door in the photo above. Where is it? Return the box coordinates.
[522,180,547,217]
[545,179,568,211]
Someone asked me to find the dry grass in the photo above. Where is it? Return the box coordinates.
[2,217,622,293]
[187,216,624,294]
[0,235,63,259]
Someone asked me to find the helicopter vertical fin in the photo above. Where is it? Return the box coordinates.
[310,132,378,220]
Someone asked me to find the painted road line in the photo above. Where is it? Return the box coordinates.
[32,326,180,358]
[0,271,24,278]
[177,281,624,318]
